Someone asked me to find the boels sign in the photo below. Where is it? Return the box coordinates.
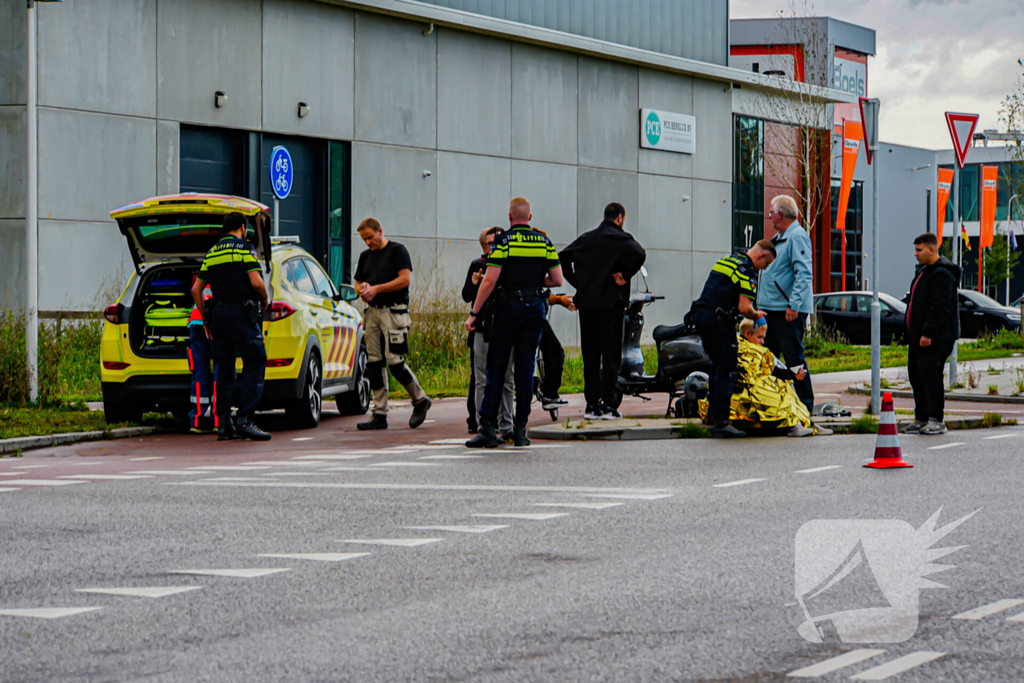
[833,57,867,98]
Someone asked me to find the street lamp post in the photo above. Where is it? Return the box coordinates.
[26,0,39,402]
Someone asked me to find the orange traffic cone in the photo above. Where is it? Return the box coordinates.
[864,392,913,469]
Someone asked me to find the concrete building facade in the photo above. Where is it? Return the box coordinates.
[2,0,823,347]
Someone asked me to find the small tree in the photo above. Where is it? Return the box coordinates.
[983,224,1021,291]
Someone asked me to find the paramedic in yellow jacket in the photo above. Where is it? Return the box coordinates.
[700,318,816,437]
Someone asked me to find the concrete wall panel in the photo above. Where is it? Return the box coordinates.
[434,238,483,295]
[0,1,26,105]
[640,249,692,338]
[436,152,510,241]
[354,13,436,148]
[39,0,156,117]
[437,31,511,157]
[577,168,638,237]
[156,120,180,197]
[511,44,577,165]
[691,179,731,254]
[578,57,638,172]
[38,220,132,311]
[637,174,692,252]
[38,109,156,223]
[638,68,694,178]
[0,107,26,218]
[510,160,577,246]
[263,0,354,139]
[351,143,436,240]
[691,77,733,183]
[157,0,262,129]
[0,220,25,310]
[690,250,722,312]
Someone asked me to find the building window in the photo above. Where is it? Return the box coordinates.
[180,125,248,196]
[328,141,351,285]
[733,115,764,251]
[830,179,863,291]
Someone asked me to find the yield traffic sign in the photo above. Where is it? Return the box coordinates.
[945,112,979,168]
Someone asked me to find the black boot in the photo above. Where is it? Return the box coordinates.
[217,417,237,441]
[409,397,432,428]
[512,424,530,447]
[235,417,272,441]
[357,414,388,430]
[712,420,746,439]
[466,419,500,449]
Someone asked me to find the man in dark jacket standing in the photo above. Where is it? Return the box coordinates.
[904,232,961,435]
[560,202,646,420]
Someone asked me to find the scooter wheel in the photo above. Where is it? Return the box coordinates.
[549,408,558,421]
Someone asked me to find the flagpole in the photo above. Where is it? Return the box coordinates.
[1009,194,1019,306]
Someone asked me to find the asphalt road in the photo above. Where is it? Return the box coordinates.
[1,412,1023,682]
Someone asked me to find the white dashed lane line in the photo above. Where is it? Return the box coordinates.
[129,457,163,461]
[712,478,766,488]
[533,502,624,510]
[787,648,886,677]
[291,455,373,461]
[0,608,101,619]
[927,442,966,450]
[581,493,674,501]
[167,568,291,578]
[983,434,1016,440]
[5,480,87,487]
[952,599,1024,620]
[256,553,370,562]
[125,470,205,476]
[369,462,440,468]
[472,513,569,521]
[405,525,508,534]
[793,465,842,474]
[417,455,486,460]
[75,587,203,599]
[58,474,154,481]
[186,465,271,471]
[848,651,946,680]
[337,538,443,547]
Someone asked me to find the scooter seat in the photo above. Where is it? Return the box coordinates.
[652,322,694,343]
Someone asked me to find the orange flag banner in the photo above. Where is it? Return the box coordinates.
[837,120,862,285]
[980,165,998,249]
[936,167,954,244]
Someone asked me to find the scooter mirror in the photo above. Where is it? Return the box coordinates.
[640,266,648,278]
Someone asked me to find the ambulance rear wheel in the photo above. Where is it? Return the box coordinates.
[286,353,322,429]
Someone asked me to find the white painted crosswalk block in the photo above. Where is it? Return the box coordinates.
[0,472,26,477]
[953,598,1024,620]
[1003,611,1024,622]
[417,455,486,460]
[370,462,440,467]
[186,465,270,471]
[257,553,370,562]
[472,513,569,521]
[430,438,472,445]
[793,466,842,474]
[713,478,767,488]
[58,474,153,480]
[583,493,673,501]
[849,651,946,680]
[927,442,965,451]
[130,457,163,461]
[0,607,101,619]
[319,467,387,472]
[14,465,49,469]
[983,434,1016,440]
[0,488,19,493]
[291,455,372,461]
[787,649,886,678]
[388,444,455,450]
[6,479,86,487]
[75,587,203,599]
[125,470,204,476]
[167,568,291,578]
[533,502,624,510]
[405,525,508,534]
[69,462,105,466]
[337,538,443,547]
[242,461,327,467]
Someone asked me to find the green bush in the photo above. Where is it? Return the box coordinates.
[0,311,102,406]
[971,328,1024,351]
[848,415,878,434]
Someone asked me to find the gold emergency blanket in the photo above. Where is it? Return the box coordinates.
[699,336,812,428]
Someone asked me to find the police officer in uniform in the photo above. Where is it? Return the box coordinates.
[464,197,563,448]
[692,239,776,439]
[191,212,272,441]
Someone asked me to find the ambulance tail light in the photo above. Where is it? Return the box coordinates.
[267,301,296,322]
[266,358,294,368]
[104,303,124,324]
[103,361,130,370]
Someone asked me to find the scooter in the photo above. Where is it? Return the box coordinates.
[614,267,712,417]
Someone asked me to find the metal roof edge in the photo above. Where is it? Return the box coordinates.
[320,0,856,104]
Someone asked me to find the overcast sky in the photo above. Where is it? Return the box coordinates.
[731,0,1024,150]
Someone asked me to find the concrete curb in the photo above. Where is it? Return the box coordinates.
[0,427,156,455]
[846,385,1024,404]
[532,415,990,441]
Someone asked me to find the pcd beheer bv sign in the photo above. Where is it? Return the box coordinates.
[640,108,697,154]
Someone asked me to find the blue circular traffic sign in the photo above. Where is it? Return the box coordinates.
[269,146,293,200]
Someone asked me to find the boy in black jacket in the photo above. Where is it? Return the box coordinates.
[904,232,961,435]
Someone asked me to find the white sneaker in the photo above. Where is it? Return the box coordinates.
[920,419,948,435]
[901,420,927,435]
[584,405,604,420]
[788,424,814,437]
[600,407,622,420]
[811,422,834,436]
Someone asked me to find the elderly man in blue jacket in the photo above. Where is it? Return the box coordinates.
[759,195,817,417]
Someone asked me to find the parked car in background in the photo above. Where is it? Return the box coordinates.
[813,291,907,345]
[957,289,1021,338]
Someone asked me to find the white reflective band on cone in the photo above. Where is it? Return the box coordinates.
[879,411,896,425]
[875,435,900,448]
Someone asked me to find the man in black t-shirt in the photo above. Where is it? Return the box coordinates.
[353,217,431,430]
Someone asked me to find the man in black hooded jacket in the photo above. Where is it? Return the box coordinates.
[904,232,961,435]
[560,202,646,420]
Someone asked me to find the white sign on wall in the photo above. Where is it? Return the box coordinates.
[640,108,696,154]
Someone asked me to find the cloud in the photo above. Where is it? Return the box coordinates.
[731,0,1024,148]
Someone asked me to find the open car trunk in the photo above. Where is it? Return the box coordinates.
[129,263,202,359]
